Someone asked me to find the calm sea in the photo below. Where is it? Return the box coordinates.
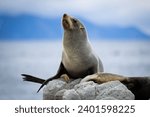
[0,40,150,99]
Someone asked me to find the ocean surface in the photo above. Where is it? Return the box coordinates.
[0,40,150,100]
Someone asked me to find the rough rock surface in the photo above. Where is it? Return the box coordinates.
[43,78,135,100]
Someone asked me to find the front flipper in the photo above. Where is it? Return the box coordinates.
[37,62,69,93]
[60,74,70,83]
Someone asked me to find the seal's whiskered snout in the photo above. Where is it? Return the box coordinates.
[62,14,73,30]
[62,14,80,30]
[62,19,69,29]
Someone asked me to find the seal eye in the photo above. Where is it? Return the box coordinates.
[72,19,77,23]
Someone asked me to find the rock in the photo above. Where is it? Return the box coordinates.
[64,78,82,89]
[95,81,134,100]
[43,78,135,100]
[55,89,67,100]
[63,89,81,100]
[43,80,66,100]
[74,81,97,100]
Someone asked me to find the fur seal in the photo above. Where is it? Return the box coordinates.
[22,14,150,100]
[80,73,150,100]
[22,13,104,92]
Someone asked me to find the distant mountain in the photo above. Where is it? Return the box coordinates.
[0,14,62,40]
[0,14,150,40]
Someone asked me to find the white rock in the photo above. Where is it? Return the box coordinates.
[43,80,66,100]
[63,89,81,100]
[55,89,67,100]
[95,81,134,100]
[74,81,96,100]
[43,78,135,100]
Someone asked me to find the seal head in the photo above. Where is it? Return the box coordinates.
[62,13,84,30]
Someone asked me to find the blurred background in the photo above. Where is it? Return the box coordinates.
[0,0,150,99]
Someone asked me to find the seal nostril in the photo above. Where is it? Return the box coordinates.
[63,13,67,17]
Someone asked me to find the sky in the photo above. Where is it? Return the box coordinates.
[0,0,150,39]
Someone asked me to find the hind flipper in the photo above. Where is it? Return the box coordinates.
[22,74,45,84]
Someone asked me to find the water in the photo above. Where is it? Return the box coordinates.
[0,40,150,99]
